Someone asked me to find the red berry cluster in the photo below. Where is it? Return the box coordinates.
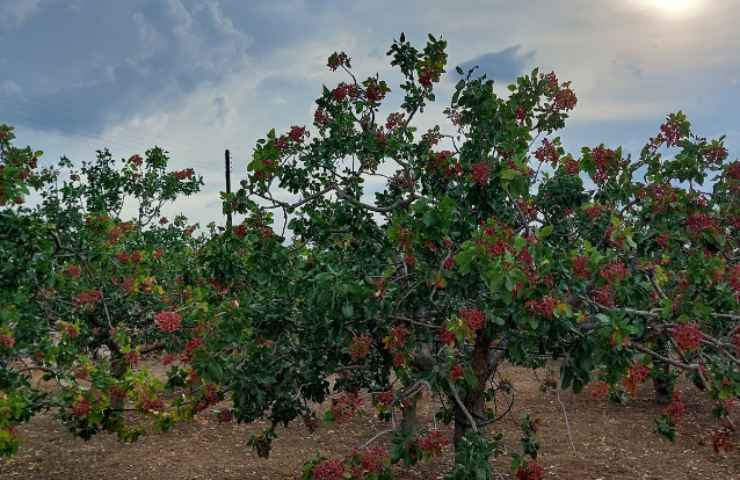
[216,409,233,423]
[327,51,349,71]
[348,334,372,361]
[704,144,728,164]
[711,429,734,454]
[726,161,740,182]
[588,381,609,400]
[516,461,545,480]
[592,285,615,308]
[329,393,363,422]
[173,168,194,180]
[438,326,456,346]
[0,334,15,349]
[623,363,650,396]
[525,296,557,319]
[659,119,683,147]
[125,351,140,367]
[154,311,182,333]
[365,80,386,103]
[403,254,416,267]
[384,325,410,352]
[534,138,559,165]
[74,289,102,307]
[109,385,127,404]
[419,431,448,457]
[543,71,558,91]
[686,212,718,235]
[428,150,456,178]
[161,353,178,366]
[313,108,331,127]
[459,307,486,331]
[665,392,686,422]
[106,221,135,244]
[116,250,143,264]
[357,446,388,473]
[385,112,405,130]
[288,125,307,143]
[63,264,82,279]
[515,106,527,122]
[672,324,703,351]
[313,458,345,480]
[418,68,435,88]
[561,155,580,175]
[183,337,203,361]
[572,255,590,280]
[449,363,464,381]
[442,255,455,270]
[599,261,628,283]
[141,397,165,412]
[554,83,577,111]
[591,146,617,184]
[584,204,604,221]
[471,161,491,186]
[71,398,92,418]
[375,390,394,407]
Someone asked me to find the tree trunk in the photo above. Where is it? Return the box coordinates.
[400,391,419,437]
[453,332,491,447]
[108,341,127,410]
[651,340,674,405]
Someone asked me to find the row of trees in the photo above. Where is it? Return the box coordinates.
[1,34,738,478]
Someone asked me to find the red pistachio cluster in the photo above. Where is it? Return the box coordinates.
[623,363,650,396]
[154,310,182,333]
[525,296,558,319]
[173,168,194,180]
[471,161,491,186]
[74,289,102,307]
[419,430,448,457]
[534,138,559,165]
[349,334,372,361]
[449,363,464,381]
[63,264,82,279]
[313,458,345,480]
[459,307,486,331]
[591,145,618,184]
[671,323,703,351]
[588,381,609,400]
[329,393,363,422]
[516,461,545,480]
[665,392,686,422]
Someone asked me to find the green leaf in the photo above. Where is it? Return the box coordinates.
[538,225,553,239]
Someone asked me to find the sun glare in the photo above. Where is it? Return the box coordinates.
[631,0,706,18]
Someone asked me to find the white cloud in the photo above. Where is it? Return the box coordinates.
[0,0,43,31]
[5,0,740,232]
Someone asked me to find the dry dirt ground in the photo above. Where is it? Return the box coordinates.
[0,362,737,480]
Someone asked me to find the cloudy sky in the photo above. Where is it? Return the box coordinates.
[1,0,738,228]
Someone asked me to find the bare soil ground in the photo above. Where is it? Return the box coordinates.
[0,362,737,480]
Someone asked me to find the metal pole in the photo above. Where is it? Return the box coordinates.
[225,149,232,230]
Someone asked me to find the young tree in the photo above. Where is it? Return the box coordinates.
[0,127,209,453]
